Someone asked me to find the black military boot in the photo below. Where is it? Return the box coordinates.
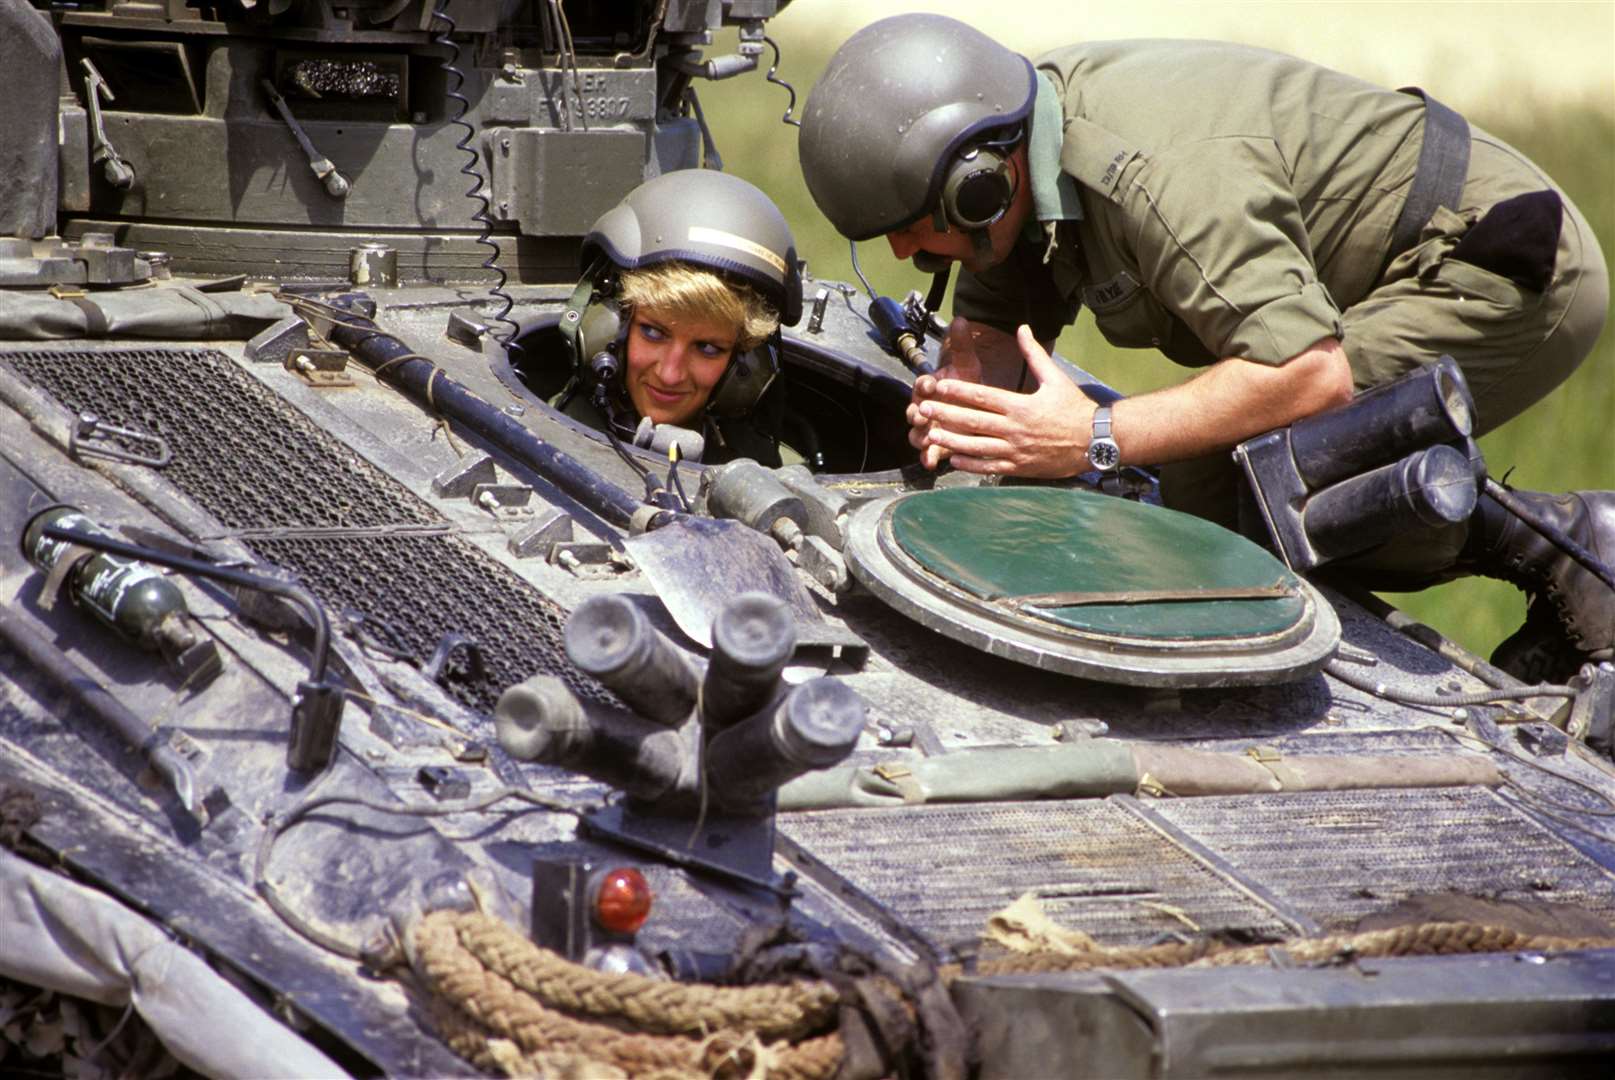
[1464,489,1615,682]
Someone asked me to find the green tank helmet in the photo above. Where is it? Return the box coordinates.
[799,13,1037,241]
[581,169,802,327]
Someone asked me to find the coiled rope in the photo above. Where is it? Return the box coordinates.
[413,911,846,1078]
[413,905,1615,1075]
[974,916,1615,976]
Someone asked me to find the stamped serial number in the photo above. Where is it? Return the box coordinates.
[581,96,632,120]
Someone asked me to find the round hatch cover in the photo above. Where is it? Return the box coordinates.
[844,487,1340,687]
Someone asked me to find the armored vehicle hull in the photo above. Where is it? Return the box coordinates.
[2,2,1613,1076]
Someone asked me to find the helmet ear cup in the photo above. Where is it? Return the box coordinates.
[565,289,628,398]
[705,339,781,420]
[577,297,625,366]
[940,146,1013,231]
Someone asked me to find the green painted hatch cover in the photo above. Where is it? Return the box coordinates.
[892,487,1303,640]
[843,487,1340,687]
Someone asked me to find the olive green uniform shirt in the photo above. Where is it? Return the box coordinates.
[956,39,1426,367]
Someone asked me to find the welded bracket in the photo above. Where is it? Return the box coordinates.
[284,348,354,388]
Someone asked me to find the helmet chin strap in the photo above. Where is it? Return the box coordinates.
[915,216,995,269]
[968,225,995,261]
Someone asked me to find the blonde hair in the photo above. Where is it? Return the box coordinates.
[616,262,779,351]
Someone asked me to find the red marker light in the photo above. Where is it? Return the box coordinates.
[593,867,653,934]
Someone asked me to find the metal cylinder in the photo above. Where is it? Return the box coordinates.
[564,595,698,726]
[707,459,809,534]
[1303,444,1479,561]
[349,243,398,287]
[494,675,687,801]
[23,505,190,651]
[701,592,796,732]
[1289,355,1474,492]
[870,295,936,376]
[704,678,867,813]
[633,417,706,463]
[497,675,589,761]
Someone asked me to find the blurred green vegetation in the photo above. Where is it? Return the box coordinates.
[700,36,1614,661]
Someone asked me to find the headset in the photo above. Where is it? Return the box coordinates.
[939,145,1015,230]
[929,127,1023,259]
[559,265,780,427]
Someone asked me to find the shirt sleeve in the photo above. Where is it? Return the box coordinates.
[953,240,1082,344]
[1118,138,1343,364]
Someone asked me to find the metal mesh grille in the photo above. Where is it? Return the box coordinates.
[4,347,437,529]
[2,346,602,716]
[782,801,1292,949]
[1148,786,1615,930]
[250,534,606,715]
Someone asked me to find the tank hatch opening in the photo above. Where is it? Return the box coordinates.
[504,315,919,476]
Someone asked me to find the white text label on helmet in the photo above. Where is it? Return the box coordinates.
[686,226,787,276]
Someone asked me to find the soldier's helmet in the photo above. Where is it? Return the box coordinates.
[582,169,802,328]
[799,14,1037,242]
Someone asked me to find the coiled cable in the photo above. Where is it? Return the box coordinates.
[430,0,519,346]
[763,36,801,128]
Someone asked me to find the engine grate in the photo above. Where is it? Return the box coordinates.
[1146,786,1615,930]
[781,799,1293,950]
[783,787,1615,952]
[2,346,604,716]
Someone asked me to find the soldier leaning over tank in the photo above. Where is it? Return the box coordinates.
[556,170,804,468]
[798,13,1611,679]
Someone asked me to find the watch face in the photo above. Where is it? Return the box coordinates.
[1088,439,1120,470]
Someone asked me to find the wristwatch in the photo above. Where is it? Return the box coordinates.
[1087,405,1121,472]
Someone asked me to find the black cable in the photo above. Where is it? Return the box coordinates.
[788,377,869,475]
[594,390,663,501]
[922,265,952,323]
[430,0,519,346]
[254,786,594,961]
[848,241,877,300]
[762,36,801,128]
[667,452,691,512]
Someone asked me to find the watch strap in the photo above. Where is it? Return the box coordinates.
[1088,405,1119,472]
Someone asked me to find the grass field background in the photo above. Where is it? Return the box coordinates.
[698,2,1615,660]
